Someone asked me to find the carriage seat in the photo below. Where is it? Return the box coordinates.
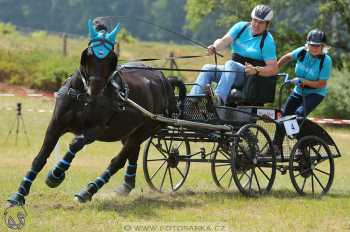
[226,75,277,107]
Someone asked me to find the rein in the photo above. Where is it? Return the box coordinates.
[121,66,245,74]
[118,54,211,63]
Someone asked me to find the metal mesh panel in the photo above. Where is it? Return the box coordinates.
[174,95,219,123]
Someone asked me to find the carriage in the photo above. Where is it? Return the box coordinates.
[8,22,342,207]
[139,73,341,197]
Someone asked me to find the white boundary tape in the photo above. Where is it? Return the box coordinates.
[0,92,53,97]
[1,107,53,113]
[308,117,350,125]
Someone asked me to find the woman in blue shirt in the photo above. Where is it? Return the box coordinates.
[273,29,332,153]
[189,5,278,105]
[279,29,332,117]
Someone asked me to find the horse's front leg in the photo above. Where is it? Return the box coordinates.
[7,121,63,206]
[45,132,96,188]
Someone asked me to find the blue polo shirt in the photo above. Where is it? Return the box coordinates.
[291,46,332,96]
[228,21,277,62]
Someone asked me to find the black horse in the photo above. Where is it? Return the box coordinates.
[8,19,185,205]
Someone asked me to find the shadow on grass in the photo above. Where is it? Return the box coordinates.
[34,188,349,218]
[90,195,201,218]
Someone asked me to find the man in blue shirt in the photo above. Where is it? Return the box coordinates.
[273,29,332,153]
[190,4,278,105]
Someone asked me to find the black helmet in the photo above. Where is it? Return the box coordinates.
[251,5,273,22]
[307,29,327,45]
[93,17,109,32]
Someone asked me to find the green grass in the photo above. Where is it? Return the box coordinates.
[0,96,350,232]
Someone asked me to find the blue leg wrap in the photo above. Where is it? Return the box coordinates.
[87,170,111,194]
[124,163,137,189]
[17,170,37,196]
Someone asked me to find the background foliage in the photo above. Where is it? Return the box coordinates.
[0,0,349,118]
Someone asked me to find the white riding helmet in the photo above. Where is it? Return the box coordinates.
[251,5,273,22]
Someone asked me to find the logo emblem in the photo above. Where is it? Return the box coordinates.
[3,205,27,230]
[98,49,104,56]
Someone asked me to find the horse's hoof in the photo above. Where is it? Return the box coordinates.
[45,170,65,188]
[114,183,133,197]
[7,193,25,206]
[74,190,92,203]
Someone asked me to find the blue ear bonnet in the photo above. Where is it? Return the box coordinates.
[87,19,120,59]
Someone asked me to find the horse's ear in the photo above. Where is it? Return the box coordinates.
[80,49,88,66]
[88,19,98,40]
[107,23,120,43]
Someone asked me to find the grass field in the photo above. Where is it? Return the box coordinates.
[0,96,350,232]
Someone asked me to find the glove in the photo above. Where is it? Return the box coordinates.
[291,78,303,87]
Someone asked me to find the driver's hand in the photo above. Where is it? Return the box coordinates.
[291,77,303,87]
[244,62,256,76]
[207,45,216,55]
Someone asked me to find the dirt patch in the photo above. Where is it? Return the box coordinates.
[0,82,54,97]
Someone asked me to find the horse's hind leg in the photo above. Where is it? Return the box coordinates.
[114,155,138,196]
[74,139,134,202]
[45,131,96,188]
[7,121,63,206]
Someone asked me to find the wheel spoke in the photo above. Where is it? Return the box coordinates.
[152,141,168,159]
[162,139,170,153]
[314,168,330,176]
[315,158,328,165]
[311,173,315,196]
[219,150,231,160]
[218,167,231,182]
[257,166,271,181]
[254,128,259,139]
[313,172,326,192]
[260,142,269,154]
[147,158,167,162]
[168,136,173,153]
[228,176,233,189]
[294,168,311,178]
[301,177,307,192]
[175,167,185,179]
[316,144,322,153]
[150,161,167,180]
[253,169,262,194]
[239,169,251,183]
[169,168,174,191]
[215,163,231,167]
[248,169,253,192]
[175,140,184,150]
[160,166,169,191]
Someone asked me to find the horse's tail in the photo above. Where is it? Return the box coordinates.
[167,76,186,118]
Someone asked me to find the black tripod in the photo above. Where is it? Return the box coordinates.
[5,102,30,145]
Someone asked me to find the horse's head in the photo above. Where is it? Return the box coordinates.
[80,19,120,96]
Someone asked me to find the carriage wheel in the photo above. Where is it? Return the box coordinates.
[289,135,334,197]
[211,142,235,191]
[143,133,190,193]
[231,124,276,196]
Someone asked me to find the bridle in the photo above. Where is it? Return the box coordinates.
[79,36,117,95]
